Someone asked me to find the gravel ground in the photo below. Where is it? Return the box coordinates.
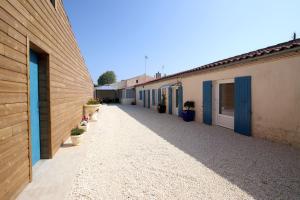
[66,105,300,200]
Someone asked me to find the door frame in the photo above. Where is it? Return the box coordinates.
[214,78,234,129]
[27,38,52,181]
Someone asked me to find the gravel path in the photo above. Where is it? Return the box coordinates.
[66,105,300,200]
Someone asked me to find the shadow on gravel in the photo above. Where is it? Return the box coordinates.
[117,105,300,200]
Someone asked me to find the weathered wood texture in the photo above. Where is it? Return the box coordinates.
[0,0,94,199]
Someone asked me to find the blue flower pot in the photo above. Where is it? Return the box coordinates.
[182,110,195,122]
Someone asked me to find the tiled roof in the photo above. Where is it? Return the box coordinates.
[137,39,300,86]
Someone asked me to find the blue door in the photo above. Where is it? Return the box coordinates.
[168,87,172,114]
[234,76,251,136]
[30,50,41,165]
[143,90,146,107]
[178,86,183,117]
[152,89,155,106]
[147,90,150,108]
[203,81,212,125]
[158,89,161,104]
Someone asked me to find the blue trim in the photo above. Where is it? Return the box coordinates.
[234,76,252,136]
[152,89,155,105]
[178,86,183,117]
[203,80,212,125]
[147,90,150,108]
[30,50,41,165]
[143,90,146,107]
[168,87,172,114]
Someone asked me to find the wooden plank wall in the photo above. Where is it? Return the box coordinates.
[0,0,94,199]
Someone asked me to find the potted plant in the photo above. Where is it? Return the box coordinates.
[78,116,89,132]
[83,99,101,122]
[181,101,195,122]
[157,94,166,113]
[70,128,85,146]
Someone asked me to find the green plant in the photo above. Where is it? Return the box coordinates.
[87,99,100,105]
[97,71,116,86]
[71,128,85,136]
[184,101,195,110]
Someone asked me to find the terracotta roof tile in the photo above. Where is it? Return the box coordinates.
[136,39,300,87]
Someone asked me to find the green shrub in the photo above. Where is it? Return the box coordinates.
[184,101,195,110]
[71,128,85,136]
[87,99,100,105]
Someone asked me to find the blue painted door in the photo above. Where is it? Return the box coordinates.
[147,90,150,108]
[143,90,146,107]
[234,76,251,136]
[152,89,155,106]
[30,50,41,165]
[203,81,212,125]
[178,86,183,117]
[168,87,172,114]
[158,89,161,104]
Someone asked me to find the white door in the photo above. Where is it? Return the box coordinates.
[215,79,234,129]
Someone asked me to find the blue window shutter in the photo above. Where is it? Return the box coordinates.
[152,89,155,105]
[203,81,212,125]
[148,90,150,108]
[158,89,161,104]
[143,90,146,107]
[234,76,251,136]
[178,86,183,117]
[168,87,172,114]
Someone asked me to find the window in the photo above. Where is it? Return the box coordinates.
[139,91,142,100]
[152,89,155,105]
[50,0,55,7]
[219,83,234,116]
[176,89,179,108]
[126,89,135,99]
[136,80,138,83]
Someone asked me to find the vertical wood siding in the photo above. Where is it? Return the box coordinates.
[0,0,93,199]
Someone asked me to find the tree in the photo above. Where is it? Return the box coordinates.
[97,71,116,86]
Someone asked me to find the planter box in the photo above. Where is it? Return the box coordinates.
[182,110,195,122]
[71,135,82,146]
[83,104,101,116]
[157,105,166,113]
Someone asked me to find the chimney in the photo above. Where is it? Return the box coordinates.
[155,72,161,79]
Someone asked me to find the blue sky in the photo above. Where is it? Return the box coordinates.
[64,0,300,83]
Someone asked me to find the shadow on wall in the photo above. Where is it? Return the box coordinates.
[117,105,300,200]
